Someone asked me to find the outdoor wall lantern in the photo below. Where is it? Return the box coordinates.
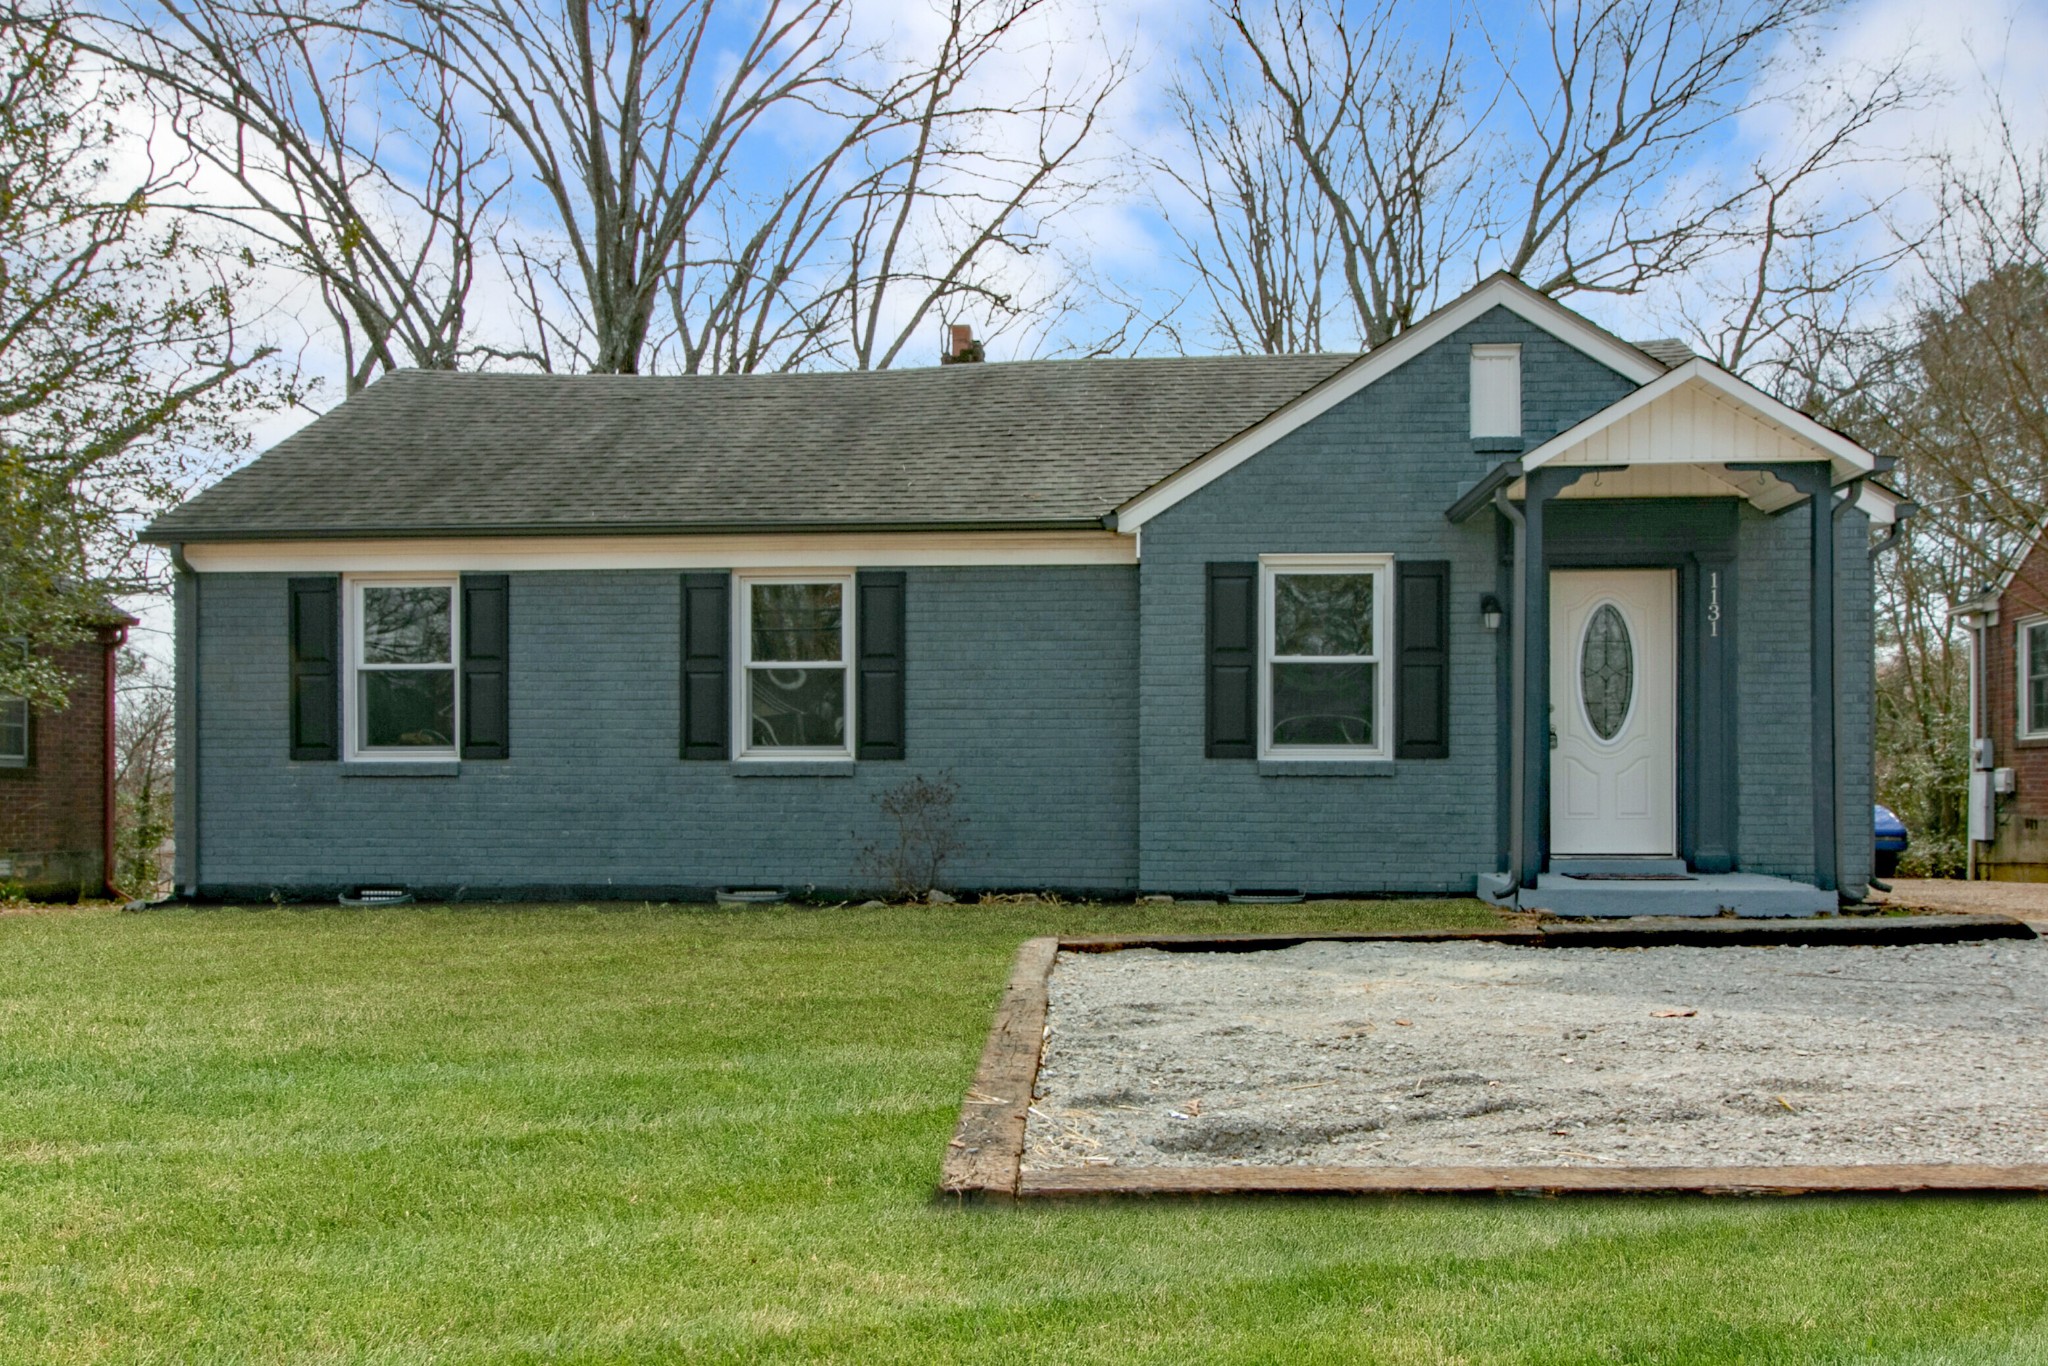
[1480,594,1505,631]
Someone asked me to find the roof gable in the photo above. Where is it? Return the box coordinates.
[1110,274,1667,531]
[1522,358,1879,486]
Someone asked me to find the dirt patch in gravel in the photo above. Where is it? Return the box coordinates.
[1024,939,2048,1171]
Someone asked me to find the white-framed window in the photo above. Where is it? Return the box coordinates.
[2022,618,2048,739]
[1259,554,1394,760]
[0,640,27,768]
[1470,343,1522,438]
[347,576,459,759]
[735,571,854,759]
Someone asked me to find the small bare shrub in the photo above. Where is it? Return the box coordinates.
[858,772,966,901]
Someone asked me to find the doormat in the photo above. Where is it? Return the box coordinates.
[939,915,2047,1202]
[1563,872,1696,881]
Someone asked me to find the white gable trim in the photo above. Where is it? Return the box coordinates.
[1111,274,1666,531]
[1521,359,1877,483]
[1961,511,2048,610]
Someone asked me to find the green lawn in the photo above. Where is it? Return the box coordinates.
[2,899,2045,1363]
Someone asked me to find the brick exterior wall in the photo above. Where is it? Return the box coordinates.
[183,566,1138,899]
[173,308,1879,901]
[1137,306,1873,896]
[0,639,113,897]
[1977,534,2048,877]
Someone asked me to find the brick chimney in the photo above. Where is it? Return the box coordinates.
[941,322,984,365]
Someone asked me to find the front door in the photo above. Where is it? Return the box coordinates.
[1549,569,1677,857]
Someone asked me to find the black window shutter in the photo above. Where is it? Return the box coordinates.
[461,575,510,760]
[287,576,341,761]
[1395,560,1450,760]
[856,571,906,760]
[680,572,731,760]
[1206,563,1258,759]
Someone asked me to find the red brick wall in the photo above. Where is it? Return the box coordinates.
[1982,536,2048,875]
[0,639,111,897]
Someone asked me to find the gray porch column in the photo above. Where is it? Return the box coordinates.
[1516,467,1576,887]
[1734,462,1837,892]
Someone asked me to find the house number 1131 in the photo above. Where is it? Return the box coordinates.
[1708,571,1722,637]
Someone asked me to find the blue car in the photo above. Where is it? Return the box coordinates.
[1874,804,1909,878]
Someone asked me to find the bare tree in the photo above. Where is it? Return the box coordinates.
[1664,52,1926,403]
[1480,0,1835,299]
[76,0,506,395]
[380,0,866,374]
[1153,14,1339,353]
[1165,0,1897,351]
[829,3,1120,372]
[114,648,176,897]
[655,0,1122,374]
[1800,99,2048,875]
[1177,0,1485,348]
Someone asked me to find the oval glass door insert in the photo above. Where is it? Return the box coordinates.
[1580,604,1634,740]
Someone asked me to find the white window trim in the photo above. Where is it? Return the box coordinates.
[733,570,856,761]
[1470,343,1522,439]
[1258,554,1395,762]
[344,573,461,762]
[2020,617,2048,740]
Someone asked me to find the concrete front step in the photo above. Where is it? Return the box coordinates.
[1528,871,1837,918]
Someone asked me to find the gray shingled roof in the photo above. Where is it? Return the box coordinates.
[145,356,1355,541]
[1631,338,1697,368]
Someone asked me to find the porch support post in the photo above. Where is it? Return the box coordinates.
[1516,467,1577,888]
[1734,461,1837,892]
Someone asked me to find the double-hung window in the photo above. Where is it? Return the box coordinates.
[0,641,27,768]
[738,573,853,758]
[2023,619,2048,740]
[1260,555,1393,759]
[350,578,459,758]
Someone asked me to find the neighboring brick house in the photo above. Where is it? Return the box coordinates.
[142,274,1903,915]
[1956,524,2048,879]
[0,616,135,899]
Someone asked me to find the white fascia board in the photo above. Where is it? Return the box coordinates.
[1522,360,1877,481]
[1854,482,1904,527]
[1111,274,1666,532]
[180,529,1137,573]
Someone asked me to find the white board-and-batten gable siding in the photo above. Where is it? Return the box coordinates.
[1547,380,1818,469]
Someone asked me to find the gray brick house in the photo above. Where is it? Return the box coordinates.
[145,275,1902,914]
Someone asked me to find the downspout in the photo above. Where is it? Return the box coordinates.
[171,544,200,899]
[102,620,129,900]
[1494,487,1526,896]
[1969,611,1985,882]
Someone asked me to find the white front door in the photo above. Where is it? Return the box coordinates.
[1549,569,1677,857]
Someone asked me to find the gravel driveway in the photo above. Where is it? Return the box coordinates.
[1025,938,2048,1171]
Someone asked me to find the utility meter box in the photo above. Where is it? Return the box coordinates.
[1994,766,2017,795]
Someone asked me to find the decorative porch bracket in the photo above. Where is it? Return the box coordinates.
[1730,461,1837,893]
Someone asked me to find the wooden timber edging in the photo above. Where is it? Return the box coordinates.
[938,935,1058,1202]
[1057,912,2035,955]
[938,915,2042,1203]
[1019,1162,2048,1198]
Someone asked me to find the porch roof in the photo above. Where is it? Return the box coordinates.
[1445,359,1904,524]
